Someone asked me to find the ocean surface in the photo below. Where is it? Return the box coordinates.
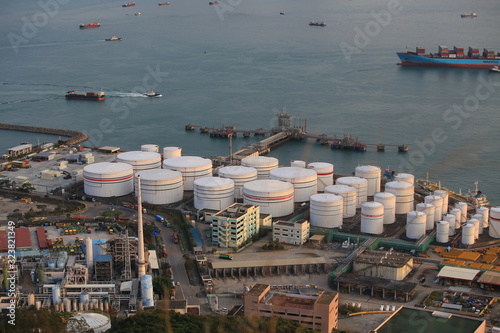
[1,0,499,204]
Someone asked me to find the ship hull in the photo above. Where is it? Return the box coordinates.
[65,95,105,101]
[397,53,499,68]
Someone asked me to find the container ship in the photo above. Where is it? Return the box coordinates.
[79,23,100,29]
[65,91,105,101]
[397,46,499,68]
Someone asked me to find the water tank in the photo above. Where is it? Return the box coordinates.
[52,286,61,305]
[443,214,456,235]
[117,151,161,171]
[194,177,234,211]
[290,160,306,168]
[243,180,294,217]
[476,206,489,229]
[385,181,414,214]
[471,214,484,235]
[488,207,500,238]
[241,156,279,179]
[462,223,475,245]
[218,166,258,199]
[355,165,381,196]
[163,156,212,191]
[135,169,183,204]
[84,162,134,197]
[48,260,56,269]
[56,257,66,269]
[406,211,426,239]
[324,184,357,218]
[141,274,155,308]
[309,193,343,228]
[394,173,414,184]
[141,144,159,152]
[424,195,444,222]
[80,292,90,304]
[163,146,182,159]
[269,167,317,202]
[374,192,396,224]
[336,176,368,208]
[436,221,449,243]
[307,162,334,192]
[449,208,462,230]
[361,202,384,234]
[468,218,480,239]
[416,203,436,230]
[434,189,449,212]
[455,202,468,223]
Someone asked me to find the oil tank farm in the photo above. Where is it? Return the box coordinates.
[134,169,183,205]
[163,146,182,159]
[374,192,396,224]
[83,162,134,197]
[243,179,294,217]
[309,193,343,228]
[240,156,279,179]
[269,167,317,202]
[385,181,414,214]
[325,184,357,218]
[307,162,334,192]
[336,176,367,208]
[116,151,161,172]
[354,165,381,196]
[194,177,235,211]
[163,156,212,191]
[218,165,258,199]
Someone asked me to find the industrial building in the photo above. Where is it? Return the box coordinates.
[273,219,310,245]
[7,143,33,157]
[244,284,339,333]
[212,203,260,248]
[353,250,413,281]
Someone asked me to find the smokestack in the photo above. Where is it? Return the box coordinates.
[137,175,147,277]
[86,237,93,274]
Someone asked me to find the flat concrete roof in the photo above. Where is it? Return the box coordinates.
[210,257,327,269]
[247,283,269,297]
[267,294,316,310]
[437,266,481,281]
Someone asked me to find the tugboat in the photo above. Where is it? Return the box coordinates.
[309,21,326,27]
[158,1,170,5]
[105,36,123,41]
[65,91,105,101]
[143,89,162,98]
[209,1,219,5]
[461,12,477,18]
[122,2,135,7]
[79,23,100,29]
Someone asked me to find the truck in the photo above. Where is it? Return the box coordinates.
[219,254,233,260]
[155,215,165,223]
[172,232,179,244]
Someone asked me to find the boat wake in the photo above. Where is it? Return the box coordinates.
[106,91,148,98]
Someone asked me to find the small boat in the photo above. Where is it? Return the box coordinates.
[143,89,162,97]
[158,2,170,5]
[490,66,500,73]
[122,2,135,7]
[280,12,285,15]
[309,21,326,27]
[461,12,477,18]
[209,1,219,5]
[135,12,142,16]
[79,23,100,29]
[105,36,123,41]
[65,91,105,101]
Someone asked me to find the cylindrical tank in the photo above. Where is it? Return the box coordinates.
[324,185,357,218]
[80,292,90,305]
[269,167,317,202]
[290,160,306,168]
[385,181,414,214]
[48,260,56,269]
[434,189,449,213]
[243,180,294,217]
[309,193,343,228]
[374,192,396,224]
[116,151,162,171]
[135,169,183,204]
[471,214,484,235]
[462,223,475,245]
[162,156,212,191]
[361,202,384,234]
[56,257,66,269]
[455,202,468,223]
[488,207,500,238]
[449,208,462,230]
[141,274,155,308]
[354,165,381,196]
[406,211,426,239]
[194,177,234,211]
[141,144,159,152]
[468,218,480,239]
[436,221,450,243]
[28,293,35,306]
[64,298,71,312]
[477,206,489,229]
[218,166,258,199]
[424,195,444,222]
[443,214,456,235]
[395,173,414,184]
[36,301,41,310]
[241,156,279,179]
[416,203,436,230]
[307,162,334,192]
[163,146,182,159]
[52,286,61,305]
[336,176,368,208]
[84,162,134,197]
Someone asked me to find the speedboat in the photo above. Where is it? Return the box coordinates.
[105,36,123,41]
[490,66,500,73]
[144,89,162,97]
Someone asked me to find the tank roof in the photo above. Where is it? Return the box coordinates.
[83,162,133,174]
[135,169,182,180]
[307,162,333,168]
[337,176,368,184]
[385,180,414,189]
[194,176,234,188]
[325,184,356,193]
[362,201,383,208]
[244,179,293,192]
[270,167,317,179]
[310,193,343,202]
[163,155,212,167]
[117,151,160,161]
[218,165,258,176]
[241,155,279,165]
[374,192,395,198]
[355,165,381,172]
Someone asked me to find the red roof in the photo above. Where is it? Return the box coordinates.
[0,231,7,252]
[14,228,32,249]
[36,227,48,250]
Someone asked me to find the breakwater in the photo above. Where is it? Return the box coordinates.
[0,123,88,146]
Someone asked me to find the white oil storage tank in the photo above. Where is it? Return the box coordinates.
[488,207,500,238]
[141,144,159,152]
[443,214,456,235]
[449,208,462,230]
[194,177,234,211]
[336,176,368,208]
[385,181,414,214]
[83,162,134,197]
[325,185,357,218]
[135,169,183,205]
[117,151,161,172]
[361,202,384,235]
[434,189,449,212]
[309,193,343,228]
[471,214,484,235]
[52,286,61,305]
[468,218,480,239]
[355,165,381,196]
[416,203,436,230]
[243,180,294,217]
[406,211,426,239]
[477,206,489,229]
[241,156,279,179]
[394,173,414,184]
[269,167,317,202]
[307,162,334,192]
[455,202,468,223]
[163,156,212,191]
[163,146,182,159]
[374,192,396,224]
[436,221,450,243]
[291,160,306,168]
[462,223,475,245]
[424,195,444,222]
[218,166,258,199]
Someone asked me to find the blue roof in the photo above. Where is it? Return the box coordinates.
[190,228,203,248]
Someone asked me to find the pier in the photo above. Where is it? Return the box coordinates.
[0,123,88,146]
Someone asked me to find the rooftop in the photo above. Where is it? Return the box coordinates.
[274,219,308,227]
[210,257,327,269]
[477,271,500,286]
[246,283,270,297]
[437,266,481,281]
[334,273,417,293]
[355,250,412,267]
[215,203,256,218]
[266,294,316,310]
